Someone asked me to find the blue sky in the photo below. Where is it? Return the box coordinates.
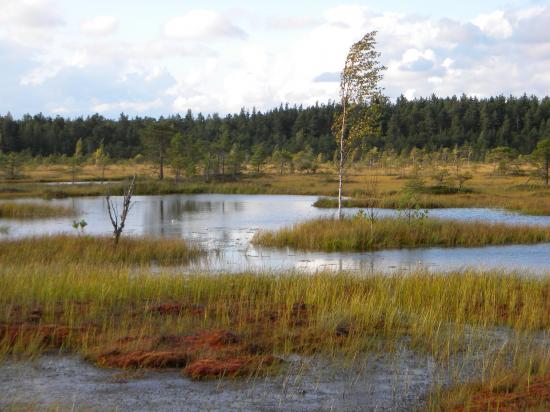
[1,0,550,117]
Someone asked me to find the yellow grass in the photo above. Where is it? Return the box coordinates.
[0,235,204,266]
[253,216,550,252]
[2,160,550,215]
[0,202,74,219]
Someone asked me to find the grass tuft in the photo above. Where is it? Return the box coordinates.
[0,235,204,266]
[0,202,75,219]
[253,216,550,252]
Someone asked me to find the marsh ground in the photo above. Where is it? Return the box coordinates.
[2,160,550,216]
[1,161,550,410]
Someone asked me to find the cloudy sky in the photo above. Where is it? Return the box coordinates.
[1,0,549,118]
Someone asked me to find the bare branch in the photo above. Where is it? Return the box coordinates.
[105,175,136,245]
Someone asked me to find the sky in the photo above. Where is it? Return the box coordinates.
[1,0,550,118]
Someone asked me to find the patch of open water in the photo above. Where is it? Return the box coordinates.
[2,194,550,273]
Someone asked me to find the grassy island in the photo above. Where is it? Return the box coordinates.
[253,216,550,252]
[0,235,204,266]
[0,202,75,219]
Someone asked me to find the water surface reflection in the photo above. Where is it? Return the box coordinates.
[2,194,550,273]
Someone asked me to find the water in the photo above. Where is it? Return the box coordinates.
[2,194,550,273]
[1,329,546,411]
[0,351,435,411]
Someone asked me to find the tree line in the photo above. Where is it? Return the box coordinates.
[1,94,550,164]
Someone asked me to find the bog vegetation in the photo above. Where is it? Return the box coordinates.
[0,235,204,265]
[253,215,550,251]
[0,202,74,219]
[0,261,549,409]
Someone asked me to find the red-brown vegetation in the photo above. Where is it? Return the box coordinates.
[0,323,79,348]
[457,376,550,412]
[93,329,278,379]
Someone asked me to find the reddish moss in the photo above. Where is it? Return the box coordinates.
[149,303,205,317]
[184,355,276,379]
[0,323,76,348]
[460,376,550,412]
[97,350,190,369]
[93,329,280,378]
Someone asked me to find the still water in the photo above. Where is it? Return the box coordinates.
[2,194,550,273]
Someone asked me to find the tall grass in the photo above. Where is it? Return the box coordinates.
[0,202,74,219]
[253,216,550,252]
[1,268,549,354]
[0,235,204,265]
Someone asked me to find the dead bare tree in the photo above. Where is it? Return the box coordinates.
[106,175,136,245]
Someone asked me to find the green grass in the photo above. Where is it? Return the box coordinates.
[0,235,204,266]
[253,216,550,252]
[0,202,75,219]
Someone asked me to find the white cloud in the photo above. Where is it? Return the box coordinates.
[20,66,60,86]
[80,16,119,36]
[442,58,454,69]
[0,0,64,27]
[20,50,90,85]
[0,0,65,48]
[2,3,550,117]
[163,9,247,40]
[404,89,416,99]
[472,10,513,39]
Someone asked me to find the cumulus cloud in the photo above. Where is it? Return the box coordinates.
[471,10,513,39]
[0,0,64,27]
[80,16,119,36]
[163,9,247,40]
[2,3,550,118]
[399,48,436,71]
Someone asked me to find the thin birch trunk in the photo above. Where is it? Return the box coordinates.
[338,99,347,220]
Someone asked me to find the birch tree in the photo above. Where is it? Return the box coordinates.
[334,31,385,219]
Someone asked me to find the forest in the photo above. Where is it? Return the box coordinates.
[1,94,550,163]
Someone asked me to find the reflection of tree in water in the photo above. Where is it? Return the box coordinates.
[137,195,253,247]
[140,197,247,240]
[141,197,183,238]
[159,200,165,236]
[166,199,245,218]
[169,200,213,216]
